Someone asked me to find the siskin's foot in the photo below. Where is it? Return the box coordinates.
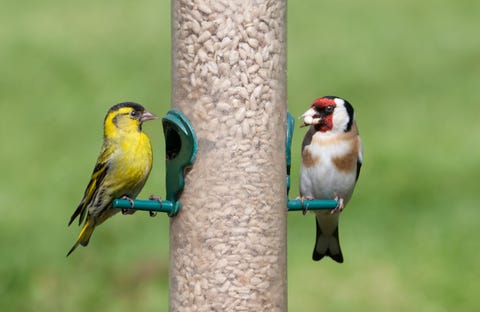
[148,195,163,217]
[121,195,136,215]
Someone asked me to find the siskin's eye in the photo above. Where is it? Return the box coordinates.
[324,105,334,114]
[130,110,139,117]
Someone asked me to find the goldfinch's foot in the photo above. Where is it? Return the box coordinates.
[331,196,344,215]
[121,195,136,215]
[296,196,314,215]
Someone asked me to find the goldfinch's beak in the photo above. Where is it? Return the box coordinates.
[300,107,321,128]
[140,110,159,123]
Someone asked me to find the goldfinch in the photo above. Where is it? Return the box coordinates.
[67,102,158,256]
[299,96,363,263]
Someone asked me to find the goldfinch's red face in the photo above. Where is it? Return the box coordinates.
[301,96,354,134]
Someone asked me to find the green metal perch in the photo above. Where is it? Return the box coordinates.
[287,199,339,211]
[112,111,338,215]
[113,199,179,215]
[113,198,339,214]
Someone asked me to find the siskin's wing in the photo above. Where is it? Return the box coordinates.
[68,155,111,226]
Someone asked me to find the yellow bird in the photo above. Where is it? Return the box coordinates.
[67,102,158,256]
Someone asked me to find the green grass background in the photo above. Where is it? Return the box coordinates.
[1,0,479,311]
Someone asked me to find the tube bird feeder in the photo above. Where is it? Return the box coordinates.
[170,0,287,310]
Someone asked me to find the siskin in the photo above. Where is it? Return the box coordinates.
[67,102,158,256]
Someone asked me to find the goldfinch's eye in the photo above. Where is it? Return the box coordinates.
[324,105,334,114]
[130,110,138,117]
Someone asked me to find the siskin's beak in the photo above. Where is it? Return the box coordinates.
[299,107,321,128]
[140,110,159,123]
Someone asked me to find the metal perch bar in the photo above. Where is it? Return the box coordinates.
[113,198,338,214]
[287,199,339,211]
[112,199,179,216]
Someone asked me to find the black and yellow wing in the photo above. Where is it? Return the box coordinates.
[68,160,110,226]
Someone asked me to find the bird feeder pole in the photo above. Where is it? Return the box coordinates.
[170,0,287,310]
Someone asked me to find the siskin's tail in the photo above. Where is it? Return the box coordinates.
[312,217,344,263]
[67,217,95,257]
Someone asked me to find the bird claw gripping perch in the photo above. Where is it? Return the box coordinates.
[113,109,198,217]
[285,112,340,211]
[120,195,136,215]
[147,195,164,217]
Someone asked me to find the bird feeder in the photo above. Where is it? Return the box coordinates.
[169,0,287,310]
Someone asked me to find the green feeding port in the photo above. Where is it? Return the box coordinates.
[285,111,339,211]
[112,109,198,217]
[162,109,198,204]
[286,112,294,195]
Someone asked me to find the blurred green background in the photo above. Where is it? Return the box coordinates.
[1,0,479,311]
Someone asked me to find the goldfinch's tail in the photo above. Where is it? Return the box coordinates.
[312,217,344,263]
[67,218,95,257]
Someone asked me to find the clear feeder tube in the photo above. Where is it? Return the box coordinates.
[170,0,287,310]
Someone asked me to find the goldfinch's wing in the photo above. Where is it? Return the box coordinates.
[68,159,110,226]
[356,136,363,181]
[301,126,315,151]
